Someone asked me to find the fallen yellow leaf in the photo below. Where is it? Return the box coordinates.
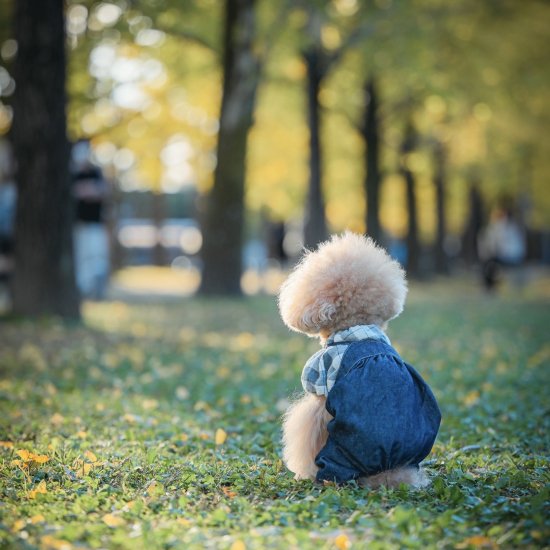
[28,480,47,499]
[215,428,228,445]
[73,451,102,477]
[0,441,14,448]
[50,413,65,425]
[146,480,164,496]
[222,486,237,498]
[30,514,46,523]
[16,449,49,464]
[74,461,93,476]
[16,449,31,461]
[230,541,246,550]
[40,535,72,550]
[102,513,125,528]
[84,450,98,463]
[12,519,26,532]
[457,535,497,549]
[463,390,480,407]
[335,533,351,550]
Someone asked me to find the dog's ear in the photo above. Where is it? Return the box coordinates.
[295,299,336,333]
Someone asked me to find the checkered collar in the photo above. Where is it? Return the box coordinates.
[326,324,391,347]
[301,324,392,396]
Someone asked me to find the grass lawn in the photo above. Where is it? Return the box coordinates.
[0,280,548,549]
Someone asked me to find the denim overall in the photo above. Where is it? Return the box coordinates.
[315,339,441,484]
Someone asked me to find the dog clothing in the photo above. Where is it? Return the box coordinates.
[301,325,441,484]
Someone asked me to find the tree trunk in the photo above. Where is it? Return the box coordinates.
[433,140,448,274]
[200,0,259,295]
[461,182,484,265]
[401,122,419,277]
[363,76,381,244]
[11,0,80,318]
[303,48,327,250]
[152,191,167,266]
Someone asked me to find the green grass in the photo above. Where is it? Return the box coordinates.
[0,282,549,549]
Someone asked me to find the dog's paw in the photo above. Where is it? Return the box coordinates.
[359,466,430,489]
[293,470,316,481]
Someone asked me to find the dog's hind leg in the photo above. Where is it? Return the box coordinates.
[282,393,331,480]
[359,466,430,489]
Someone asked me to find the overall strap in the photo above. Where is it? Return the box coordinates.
[336,339,402,378]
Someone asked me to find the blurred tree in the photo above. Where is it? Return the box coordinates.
[302,10,327,249]
[400,120,419,277]
[433,138,448,274]
[300,3,371,249]
[11,0,80,318]
[303,69,325,243]
[4,0,543,281]
[199,0,261,295]
[362,76,381,244]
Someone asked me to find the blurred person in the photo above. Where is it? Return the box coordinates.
[267,220,288,265]
[72,139,110,299]
[478,206,526,291]
[0,179,16,283]
[0,140,16,284]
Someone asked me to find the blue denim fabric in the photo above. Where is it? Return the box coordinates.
[315,339,441,484]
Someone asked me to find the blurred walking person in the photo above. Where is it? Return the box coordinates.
[72,139,110,299]
[478,205,526,292]
[0,140,16,286]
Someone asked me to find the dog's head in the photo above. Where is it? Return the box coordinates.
[278,232,407,336]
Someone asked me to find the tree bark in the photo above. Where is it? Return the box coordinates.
[11,0,80,318]
[199,0,259,295]
[303,48,327,250]
[433,140,448,274]
[400,122,419,277]
[362,76,381,244]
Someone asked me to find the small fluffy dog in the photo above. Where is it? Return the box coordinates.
[279,232,441,487]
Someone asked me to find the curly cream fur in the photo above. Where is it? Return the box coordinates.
[282,393,430,488]
[278,232,407,336]
[359,466,430,489]
[279,232,431,489]
[282,393,331,480]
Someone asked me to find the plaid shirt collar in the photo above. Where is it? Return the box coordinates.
[326,324,391,347]
[301,325,391,396]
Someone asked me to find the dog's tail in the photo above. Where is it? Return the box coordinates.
[282,393,331,480]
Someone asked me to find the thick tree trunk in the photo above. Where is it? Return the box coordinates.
[200,0,259,295]
[404,170,419,276]
[433,140,448,274]
[11,0,80,318]
[303,48,327,250]
[401,122,419,277]
[363,77,381,244]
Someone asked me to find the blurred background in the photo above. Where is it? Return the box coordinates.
[0,0,549,316]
